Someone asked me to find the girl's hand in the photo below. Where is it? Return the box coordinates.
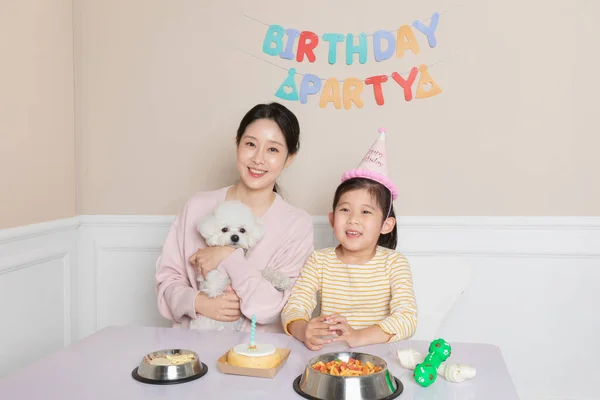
[189,247,236,277]
[194,290,241,322]
[304,316,334,351]
[326,314,361,348]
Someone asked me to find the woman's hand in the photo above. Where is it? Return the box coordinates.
[194,289,241,322]
[189,247,236,277]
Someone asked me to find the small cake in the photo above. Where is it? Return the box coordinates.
[227,343,282,369]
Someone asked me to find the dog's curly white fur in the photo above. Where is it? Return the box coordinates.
[190,200,292,332]
[197,200,265,250]
[261,267,291,291]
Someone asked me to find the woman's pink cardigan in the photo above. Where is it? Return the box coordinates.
[155,186,314,333]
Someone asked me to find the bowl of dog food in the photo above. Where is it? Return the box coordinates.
[131,349,207,384]
[293,352,403,400]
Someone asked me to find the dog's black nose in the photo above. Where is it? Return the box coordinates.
[231,235,239,243]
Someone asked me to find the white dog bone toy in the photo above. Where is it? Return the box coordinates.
[396,348,476,383]
[397,347,423,369]
[439,364,476,382]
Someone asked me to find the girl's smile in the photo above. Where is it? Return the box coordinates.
[330,189,383,255]
[345,229,362,239]
[329,184,396,265]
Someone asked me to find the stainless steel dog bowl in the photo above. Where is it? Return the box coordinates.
[293,352,403,400]
[131,349,207,385]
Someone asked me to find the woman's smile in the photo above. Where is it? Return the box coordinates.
[248,166,267,178]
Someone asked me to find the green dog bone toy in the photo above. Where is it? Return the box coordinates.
[423,352,442,369]
[413,362,438,387]
[413,338,452,387]
[429,338,452,361]
[399,340,476,385]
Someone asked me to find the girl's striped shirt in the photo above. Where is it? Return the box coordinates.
[281,246,417,342]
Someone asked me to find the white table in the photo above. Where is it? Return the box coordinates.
[0,326,519,399]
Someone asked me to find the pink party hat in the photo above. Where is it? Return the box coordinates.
[341,127,398,200]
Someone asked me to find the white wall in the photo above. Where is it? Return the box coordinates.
[0,218,78,377]
[1,216,599,399]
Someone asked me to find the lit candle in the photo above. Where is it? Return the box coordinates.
[249,314,257,349]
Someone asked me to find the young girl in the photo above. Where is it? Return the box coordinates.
[282,130,417,350]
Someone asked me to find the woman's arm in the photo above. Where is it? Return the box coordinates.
[156,198,242,324]
[155,205,199,323]
[375,253,418,342]
[218,214,314,325]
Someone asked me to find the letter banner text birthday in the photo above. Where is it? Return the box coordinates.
[262,12,443,109]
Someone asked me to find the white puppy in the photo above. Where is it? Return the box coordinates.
[190,200,291,331]
[198,200,265,252]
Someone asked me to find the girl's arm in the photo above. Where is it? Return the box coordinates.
[155,203,199,323]
[218,214,314,325]
[376,253,418,342]
[329,322,392,347]
[281,251,321,335]
[329,254,417,347]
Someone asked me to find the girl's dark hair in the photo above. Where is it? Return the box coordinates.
[332,178,397,250]
[235,102,300,194]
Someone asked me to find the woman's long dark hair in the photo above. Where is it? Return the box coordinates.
[332,178,397,249]
[235,102,300,194]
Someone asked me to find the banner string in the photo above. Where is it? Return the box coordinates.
[242,3,464,37]
[236,4,467,83]
[235,47,444,83]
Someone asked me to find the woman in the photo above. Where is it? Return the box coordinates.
[155,102,314,333]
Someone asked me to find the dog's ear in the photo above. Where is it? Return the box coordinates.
[246,218,266,248]
[197,214,217,242]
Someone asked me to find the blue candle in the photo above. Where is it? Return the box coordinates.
[249,314,256,348]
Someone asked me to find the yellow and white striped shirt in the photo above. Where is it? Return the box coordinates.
[281,246,417,342]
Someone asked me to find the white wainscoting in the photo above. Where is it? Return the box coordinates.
[0,218,78,378]
[75,215,337,340]
[1,215,599,400]
[393,217,600,400]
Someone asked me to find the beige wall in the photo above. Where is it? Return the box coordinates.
[76,0,600,216]
[3,0,597,227]
[0,1,76,229]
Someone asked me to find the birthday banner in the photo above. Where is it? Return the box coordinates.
[257,12,443,109]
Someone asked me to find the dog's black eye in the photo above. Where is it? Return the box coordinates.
[239,228,246,234]
[221,227,228,233]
